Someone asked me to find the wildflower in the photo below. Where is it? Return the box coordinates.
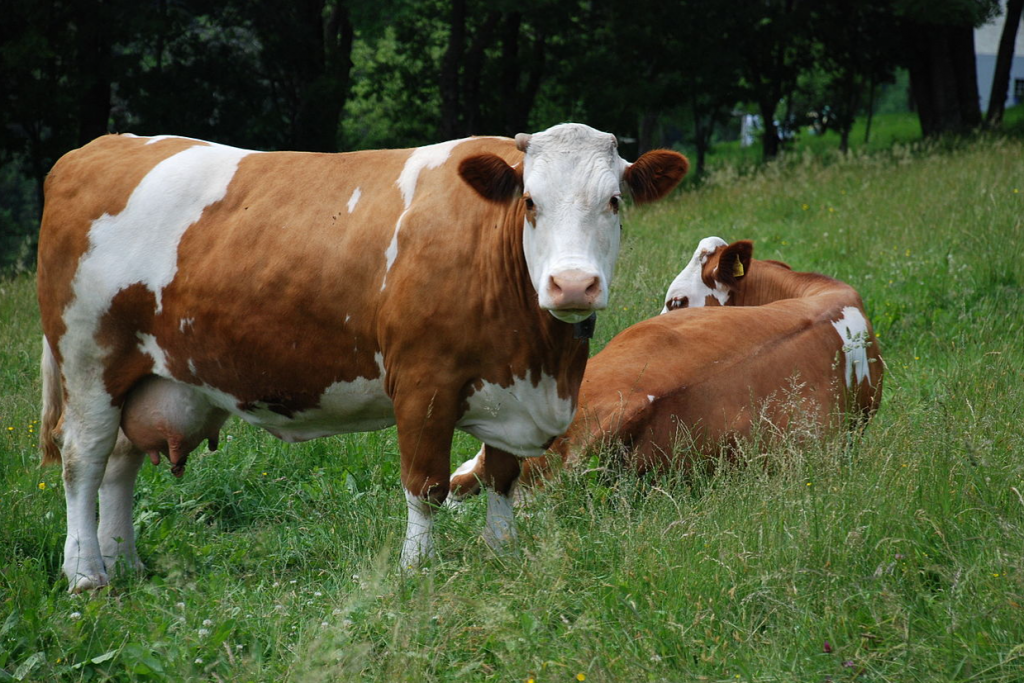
[6,427,13,431]
[176,602,186,609]
[828,207,835,213]
[198,628,210,637]
[262,472,268,476]
[823,641,832,653]
[314,591,323,597]
[195,657,203,665]
[1014,188,1020,194]
[70,612,82,620]
[993,573,1000,578]
[38,482,47,490]
[807,482,812,487]
[202,619,213,627]
[577,675,587,682]
[801,203,809,210]
[320,621,329,628]
[842,660,855,668]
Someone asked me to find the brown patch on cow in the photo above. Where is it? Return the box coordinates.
[459,153,523,203]
[97,283,158,404]
[623,150,689,204]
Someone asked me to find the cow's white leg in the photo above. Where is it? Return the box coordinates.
[98,432,146,577]
[394,389,458,570]
[478,446,522,553]
[483,485,518,551]
[401,490,435,568]
[60,407,121,592]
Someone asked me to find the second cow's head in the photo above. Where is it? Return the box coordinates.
[460,123,688,323]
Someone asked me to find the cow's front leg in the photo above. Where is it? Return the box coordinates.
[479,446,522,552]
[394,391,458,569]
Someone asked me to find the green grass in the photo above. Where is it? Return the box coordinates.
[2,133,1024,682]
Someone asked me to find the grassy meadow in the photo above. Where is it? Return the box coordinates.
[2,132,1023,682]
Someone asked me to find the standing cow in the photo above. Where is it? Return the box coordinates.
[37,124,687,591]
[451,237,883,492]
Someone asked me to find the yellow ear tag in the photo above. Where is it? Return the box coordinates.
[732,259,745,277]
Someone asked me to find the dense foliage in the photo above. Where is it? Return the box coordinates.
[0,0,1012,271]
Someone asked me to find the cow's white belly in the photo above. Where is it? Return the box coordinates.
[457,373,575,457]
[190,356,395,442]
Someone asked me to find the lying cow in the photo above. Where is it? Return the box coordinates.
[37,124,688,591]
[451,236,882,492]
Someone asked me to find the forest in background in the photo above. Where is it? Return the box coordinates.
[1,0,1022,272]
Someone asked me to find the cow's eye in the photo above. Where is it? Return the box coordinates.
[610,195,620,212]
[524,196,535,211]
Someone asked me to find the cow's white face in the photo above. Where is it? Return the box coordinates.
[458,122,689,324]
[661,236,729,313]
[519,124,626,323]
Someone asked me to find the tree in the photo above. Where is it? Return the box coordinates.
[985,0,1024,128]
[896,0,999,136]
[733,0,816,160]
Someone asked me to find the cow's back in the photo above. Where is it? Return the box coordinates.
[37,134,525,421]
[566,292,881,471]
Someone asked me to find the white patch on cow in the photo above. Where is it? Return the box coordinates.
[380,210,408,291]
[136,333,171,376]
[458,373,574,457]
[143,134,208,146]
[401,489,434,568]
[382,139,467,290]
[200,352,393,441]
[661,236,730,313]
[55,139,254,433]
[522,124,626,322]
[483,488,517,551]
[831,307,873,387]
[453,446,483,477]
[347,187,361,213]
[70,141,253,315]
[647,394,656,404]
[179,317,194,333]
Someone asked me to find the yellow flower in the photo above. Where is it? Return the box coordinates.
[262,472,268,476]
[807,482,812,486]
[6,427,12,431]
[38,482,47,490]
[577,675,586,682]
[801,203,809,211]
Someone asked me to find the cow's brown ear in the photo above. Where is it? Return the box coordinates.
[623,150,689,204]
[716,240,754,287]
[459,153,523,204]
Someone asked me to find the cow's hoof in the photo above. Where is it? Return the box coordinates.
[66,571,110,594]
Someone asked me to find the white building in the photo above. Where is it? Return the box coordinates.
[975,0,1024,113]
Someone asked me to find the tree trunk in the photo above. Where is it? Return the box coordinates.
[985,0,1024,128]
[294,0,355,152]
[462,12,500,135]
[864,78,876,145]
[439,0,466,139]
[906,22,981,136]
[758,98,780,160]
[73,1,113,144]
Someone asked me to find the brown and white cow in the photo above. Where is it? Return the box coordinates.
[37,125,688,591]
[451,237,882,491]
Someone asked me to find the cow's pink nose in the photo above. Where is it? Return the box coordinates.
[548,270,601,309]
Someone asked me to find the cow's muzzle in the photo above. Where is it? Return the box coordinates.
[545,269,603,322]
